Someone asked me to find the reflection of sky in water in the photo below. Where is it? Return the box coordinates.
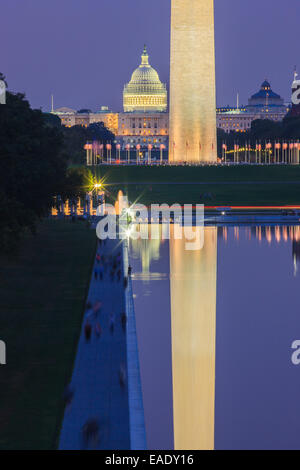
[129,226,300,450]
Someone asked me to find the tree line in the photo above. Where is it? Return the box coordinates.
[0,74,113,251]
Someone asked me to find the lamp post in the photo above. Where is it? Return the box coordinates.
[283,143,288,164]
[116,144,121,162]
[266,142,272,164]
[148,144,152,164]
[84,143,93,165]
[106,143,111,164]
[160,144,165,164]
[126,144,130,164]
[136,144,141,164]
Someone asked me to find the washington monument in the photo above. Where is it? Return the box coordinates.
[169,0,217,163]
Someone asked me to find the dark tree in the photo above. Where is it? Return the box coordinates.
[61,121,115,165]
[0,75,85,251]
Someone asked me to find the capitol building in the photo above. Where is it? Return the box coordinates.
[53,46,169,150]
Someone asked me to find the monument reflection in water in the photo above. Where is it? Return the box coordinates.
[130,224,217,450]
[170,226,217,450]
[130,224,300,450]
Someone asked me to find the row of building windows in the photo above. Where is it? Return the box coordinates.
[121,129,168,136]
[125,97,165,105]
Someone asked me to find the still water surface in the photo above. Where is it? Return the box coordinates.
[129,225,300,450]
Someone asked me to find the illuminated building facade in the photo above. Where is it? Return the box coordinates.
[117,112,168,149]
[52,47,168,150]
[217,80,289,133]
[123,46,167,113]
[248,80,285,112]
[169,0,217,163]
[53,106,119,135]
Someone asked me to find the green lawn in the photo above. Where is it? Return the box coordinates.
[86,165,300,205]
[90,164,300,184]
[117,182,300,206]
[0,219,96,449]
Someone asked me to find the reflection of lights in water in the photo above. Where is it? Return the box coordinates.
[234,226,239,240]
[130,224,162,274]
[266,227,272,244]
[294,255,298,277]
[220,225,300,275]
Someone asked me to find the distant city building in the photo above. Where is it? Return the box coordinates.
[117,112,168,149]
[53,64,292,145]
[52,47,168,150]
[118,46,168,148]
[247,80,285,112]
[53,106,119,135]
[217,80,290,133]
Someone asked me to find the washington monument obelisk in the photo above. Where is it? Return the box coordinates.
[169,0,217,163]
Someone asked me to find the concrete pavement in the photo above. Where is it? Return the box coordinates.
[59,238,130,450]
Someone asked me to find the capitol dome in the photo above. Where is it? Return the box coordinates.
[123,46,167,113]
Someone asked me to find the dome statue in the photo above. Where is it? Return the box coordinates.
[123,46,167,113]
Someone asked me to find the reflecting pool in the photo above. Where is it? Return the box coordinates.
[129,225,300,450]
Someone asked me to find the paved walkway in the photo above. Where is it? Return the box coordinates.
[59,238,130,450]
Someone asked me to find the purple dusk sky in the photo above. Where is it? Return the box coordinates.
[1,0,299,112]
